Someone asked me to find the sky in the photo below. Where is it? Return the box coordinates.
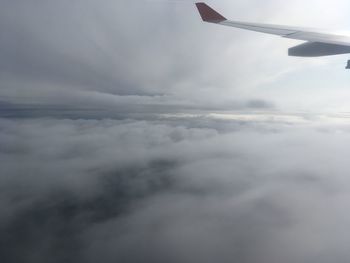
[2,0,350,262]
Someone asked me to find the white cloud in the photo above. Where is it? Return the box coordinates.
[2,117,350,262]
[1,0,349,113]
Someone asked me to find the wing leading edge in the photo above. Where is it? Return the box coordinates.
[195,2,350,58]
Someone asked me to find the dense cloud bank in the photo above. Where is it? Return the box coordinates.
[2,117,350,263]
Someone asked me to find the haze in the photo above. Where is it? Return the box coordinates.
[1,1,350,262]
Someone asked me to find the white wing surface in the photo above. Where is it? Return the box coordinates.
[196,2,350,57]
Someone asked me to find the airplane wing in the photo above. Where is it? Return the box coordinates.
[195,2,350,57]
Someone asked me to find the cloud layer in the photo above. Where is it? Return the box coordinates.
[1,0,350,113]
[2,117,350,263]
[2,1,350,262]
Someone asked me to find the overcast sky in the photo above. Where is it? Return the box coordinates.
[1,0,350,114]
[2,0,350,262]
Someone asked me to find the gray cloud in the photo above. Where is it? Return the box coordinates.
[0,0,281,113]
[0,1,153,96]
[1,0,350,113]
[0,98,274,120]
[1,0,350,262]
[2,117,350,262]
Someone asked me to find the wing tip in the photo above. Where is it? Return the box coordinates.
[195,2,227,23]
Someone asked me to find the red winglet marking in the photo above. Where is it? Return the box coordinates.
[195,2,227,23]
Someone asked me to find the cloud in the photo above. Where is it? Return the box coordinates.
[2,0,350,262]
[2,117,350,262]
[2,0,349,113]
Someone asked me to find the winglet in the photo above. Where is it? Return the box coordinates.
[195,2,227,23]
